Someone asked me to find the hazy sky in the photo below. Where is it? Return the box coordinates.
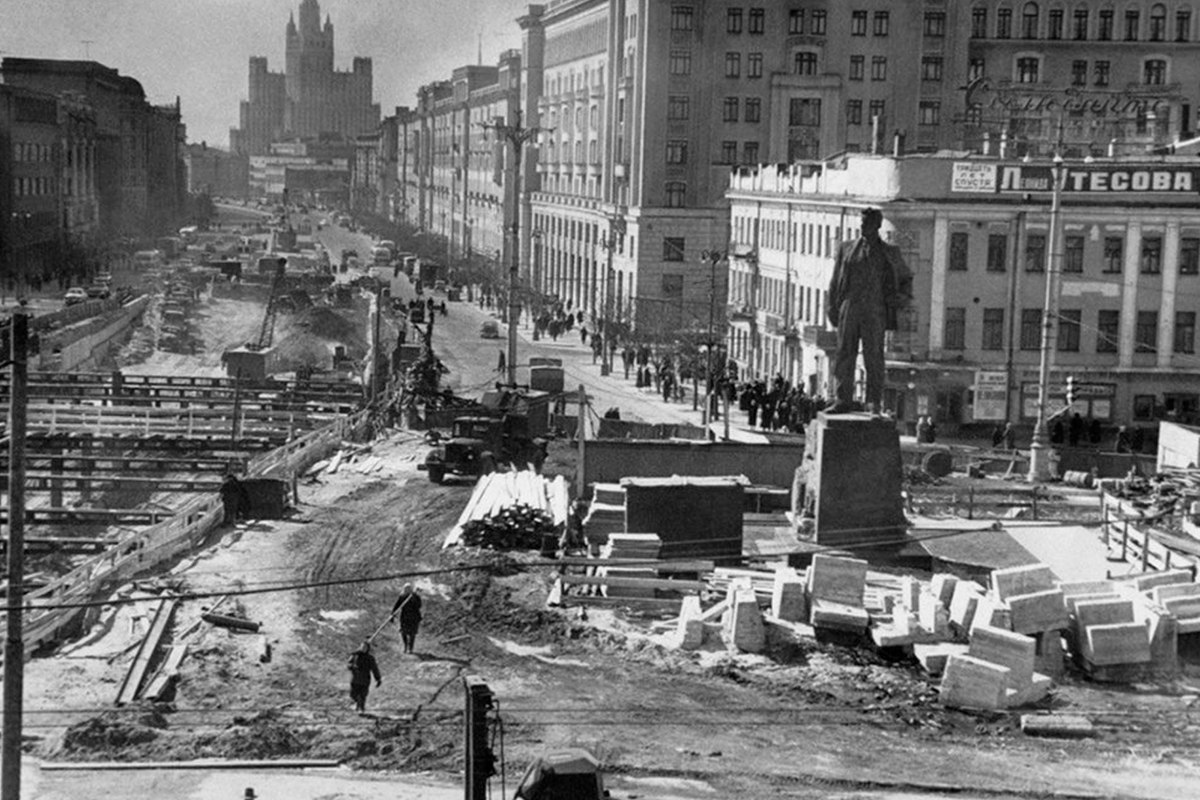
[1,0,530,147]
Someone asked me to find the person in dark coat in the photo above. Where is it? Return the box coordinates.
[347,640,381,713]
[391,584,423,654]
[219,473,250,526]
[1068,412,1084,447]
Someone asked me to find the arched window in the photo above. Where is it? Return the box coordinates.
[1023,2,1040,37]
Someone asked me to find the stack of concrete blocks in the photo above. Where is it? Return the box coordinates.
[582,483,626,547]
[806,554,870,633]
[722,578,766,653]
[910,574,980,675]
[989,564,1068,679]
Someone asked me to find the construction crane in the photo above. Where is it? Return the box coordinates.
[248,256,287,352]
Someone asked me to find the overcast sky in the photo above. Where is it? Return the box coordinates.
[1,0,530,148]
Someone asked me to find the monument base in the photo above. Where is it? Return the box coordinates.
[804,412,907,546]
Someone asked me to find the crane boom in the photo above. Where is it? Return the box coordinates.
[250,257,287,351]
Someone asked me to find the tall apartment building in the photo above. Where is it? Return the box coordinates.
[230,0,380,157]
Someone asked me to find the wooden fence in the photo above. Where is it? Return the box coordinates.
[1099,492,1200,574]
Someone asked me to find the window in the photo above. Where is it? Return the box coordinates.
[671,5,694,31]
[1125,9,1140,40]
[871,57,888,81]
[1071,60,1088,86]
[919,101,940,126]
[1103,236,1123,272]
[1075,8,1090,39]
[668,95,690,120]
[1181,237,1200,275]
[788,9,804,34]
[982,308,1005,350]
[972,7,988,38]
[1178,10,1192,41]
[944,307,966,350]
[1176,311,1197,354]
[922,57,944,81]
[1097,309,1120,353]
[1098,8,1113,39]
[1151,4,1167,40]
[725,52,742,78]
[1025,232,1046,271]
[950,231,969,270]
[666,140,688,164]
[1144,59,1167,85]
[1048,8,1063,38]
[1017,57,1040,83]
[789,97,821,126]
[744,97,761,122]
[1094,60,1110,86]
[997,8,1012,37]
[1021,309,1042,350]
[969,58,986,82]
[727,8,743,33]
[748,52,763,78]
[1064,234,1084,273]
[810,10,826,34]
[720,141,738,163]
[665,182,686,207]
[1141,235,1163,273]
[987,233,1007,272]
[847,99,863,126]
[748,7,764,34]
[669,50,692,75]
[723,97,740,121]
[743,141,759,163]
[1058,309,1081,352]
[869,99,886,124]
[925,12,946,36]
[1022,2,1039,38]
[849,56,865,81]
[852,10,868,36]
[874,11,889,36]
[795,52,818,75]
[1136,311,1158,353]
[663,237,686,261]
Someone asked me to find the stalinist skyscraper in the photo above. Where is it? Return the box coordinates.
[230,0,379,155]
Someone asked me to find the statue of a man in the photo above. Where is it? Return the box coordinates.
[826,207,913,414]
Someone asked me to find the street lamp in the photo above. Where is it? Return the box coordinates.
[1027,152,1065,483]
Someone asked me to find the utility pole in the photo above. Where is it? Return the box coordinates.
[700,249,726,435]
[2,311,28,800]
[599,211,626,376]
[483,112,551,387]
[1028,149,1066,483]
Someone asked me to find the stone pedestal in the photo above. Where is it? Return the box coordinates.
[809,412,906,545]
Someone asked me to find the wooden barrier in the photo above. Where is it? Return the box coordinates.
[1099,492,1200,573]
[906,485,1047,520]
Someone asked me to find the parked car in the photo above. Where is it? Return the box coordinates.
[64,287,88,306]
[86,283,111,299]
[480,319,500,339]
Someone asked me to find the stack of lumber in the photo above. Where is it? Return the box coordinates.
[708,566,777,602]
[599,534,662,598]
[444,470,570,549]
[582,485,625,546]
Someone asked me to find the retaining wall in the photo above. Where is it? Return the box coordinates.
[36,295,150,372]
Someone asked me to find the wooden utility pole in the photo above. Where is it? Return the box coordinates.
[2,312,28,800]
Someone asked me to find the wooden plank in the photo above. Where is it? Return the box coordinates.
[116,598,177,706]
[142,643,189,701]
[558,574,705,593]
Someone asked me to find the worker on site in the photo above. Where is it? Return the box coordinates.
[219,472,251,526]
[391,584,423,654]
[347,640,381,713]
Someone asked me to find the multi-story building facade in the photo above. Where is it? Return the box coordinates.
[184,142,249,197]
[248,139,351,201]
[230,0,379,158]
[728,153,1200,431]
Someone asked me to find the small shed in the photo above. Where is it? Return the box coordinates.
[621,475,746,562]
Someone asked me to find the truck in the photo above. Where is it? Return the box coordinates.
[417,259,445,289]
[418,389,552,484]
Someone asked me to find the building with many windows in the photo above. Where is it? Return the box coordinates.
[727,152,1200,432]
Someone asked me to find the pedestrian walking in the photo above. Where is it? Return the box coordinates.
[497,349,506,374]
[391,584,423,654]
[580,326,589,345]
[347,640,381,713]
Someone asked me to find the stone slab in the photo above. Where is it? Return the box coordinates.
[949,581,985,632]
[991,564,1057,601]
[1007,589,1068,634]
[918,591,951,639]
[811,414,906,545]
[807,553,868,607]
[931,574,959,608]
[728,589,766,653]
[1128,569,1194,593]
[913,643,969,676]
[969,625,1035,689]
[939,653,1010,711]
[971,594,1012,633]
[1067,592,1126,617]
[1085,622,1151,666]
[810,598,870,632]
[1007,672,1054,708]
[1074,598,1135,630]
[1059,580,1119,599]
[1163,595,1200,620]
[1034,631,1065,678]
[771,568,808,623]
[1151,583,1200,605]
[1020,714,1095,738]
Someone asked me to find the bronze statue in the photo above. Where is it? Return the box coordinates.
[826,207,912,414]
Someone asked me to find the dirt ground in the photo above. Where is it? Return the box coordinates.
[20,287,1200,798]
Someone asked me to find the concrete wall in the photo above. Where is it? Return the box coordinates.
[582,439,804,492]
[37,295,150,372]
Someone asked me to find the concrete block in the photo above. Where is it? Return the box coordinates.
[971,594,1012,633]
[900,575,921,611]
[1020,714,1095,738]
[949,581,985,632]
[1059,580,1119,599]
[727,589,765,653]
[1008,589,1068,634]
[808,553,868,607]
[1151,582,1200,605]
[1163,595,1200,620]
[1129,569,1193,593]
[1147,611,1179,674]
[1007,672,1054,708]
[931,573,959,608]
[679,618,706,650]
[771,568,808,623]
[1034,631,1065,679]
[991,564,1056,601]
[1074,598,1135,630]
[917,591,951,638]
[1085,622,1151,666]
[969,625,1035,689]
[810,598,870,632]
[939,654,1010,711]
[914,643,969,676]
[1067,592,1126,617]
